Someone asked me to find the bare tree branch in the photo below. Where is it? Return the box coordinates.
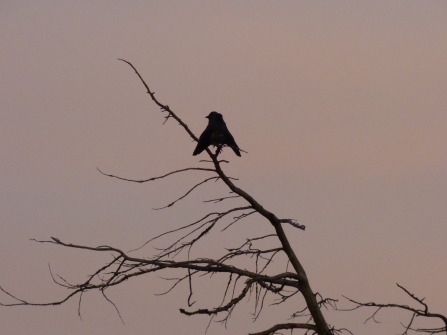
[180,281,252,316]
[153,176,220,210]
[342,284,447,335]
[96,167,215,183]
[118,58,199,142]
[203,194,240,203]
[249,322,318,335]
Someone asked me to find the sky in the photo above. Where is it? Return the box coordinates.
[0,1,446,334]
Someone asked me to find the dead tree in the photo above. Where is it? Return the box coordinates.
[342,283,447,335]
[0,59,340,335]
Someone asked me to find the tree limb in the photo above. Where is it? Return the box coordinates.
[249,322,317,335]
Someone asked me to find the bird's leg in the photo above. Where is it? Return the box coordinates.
[215,145,223,156]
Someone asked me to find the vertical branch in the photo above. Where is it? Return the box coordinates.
[210,156,332,335]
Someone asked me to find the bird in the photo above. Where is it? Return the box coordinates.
[193,111,241,157]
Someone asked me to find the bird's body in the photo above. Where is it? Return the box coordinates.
[193,111,241,157]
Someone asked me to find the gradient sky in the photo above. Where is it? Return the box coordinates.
[1,2,446,334]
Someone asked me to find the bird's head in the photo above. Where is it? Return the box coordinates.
[206,111,223,121]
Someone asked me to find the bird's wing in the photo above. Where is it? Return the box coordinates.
[223,129,241,157]
[193,126,213,156]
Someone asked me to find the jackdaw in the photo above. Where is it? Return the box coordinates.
[193,111,241,157]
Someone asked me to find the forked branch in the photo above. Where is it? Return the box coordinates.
[342,283,447,335]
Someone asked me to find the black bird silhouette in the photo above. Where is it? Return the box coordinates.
[193,111,241,157]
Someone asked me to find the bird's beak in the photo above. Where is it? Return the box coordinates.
[205,116,209,119]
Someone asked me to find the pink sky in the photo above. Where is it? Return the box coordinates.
[1,2,446,334]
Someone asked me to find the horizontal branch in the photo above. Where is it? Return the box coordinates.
[203,195,240,203]
[342,283,447,334]
[180,281,251,316]
[0,237,302,309]
[249,322,317,335]
[218,247,283,264]
[97,167,215,183]
[278,219,305,231]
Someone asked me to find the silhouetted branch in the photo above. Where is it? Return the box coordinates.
[128,210,241,253]
[10,237,301,300]
[101,289,125,324]
[342,283,447,335]
[249,322,317,335]
[278,219,305,231]
[118,58,199,142]
[221,210,257,231]
[180,281,252,316]
[151,206,253,259]
[155,271,198,297]
[96,167,215,183]
[203,195,240,203]
[153,176,220,210]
